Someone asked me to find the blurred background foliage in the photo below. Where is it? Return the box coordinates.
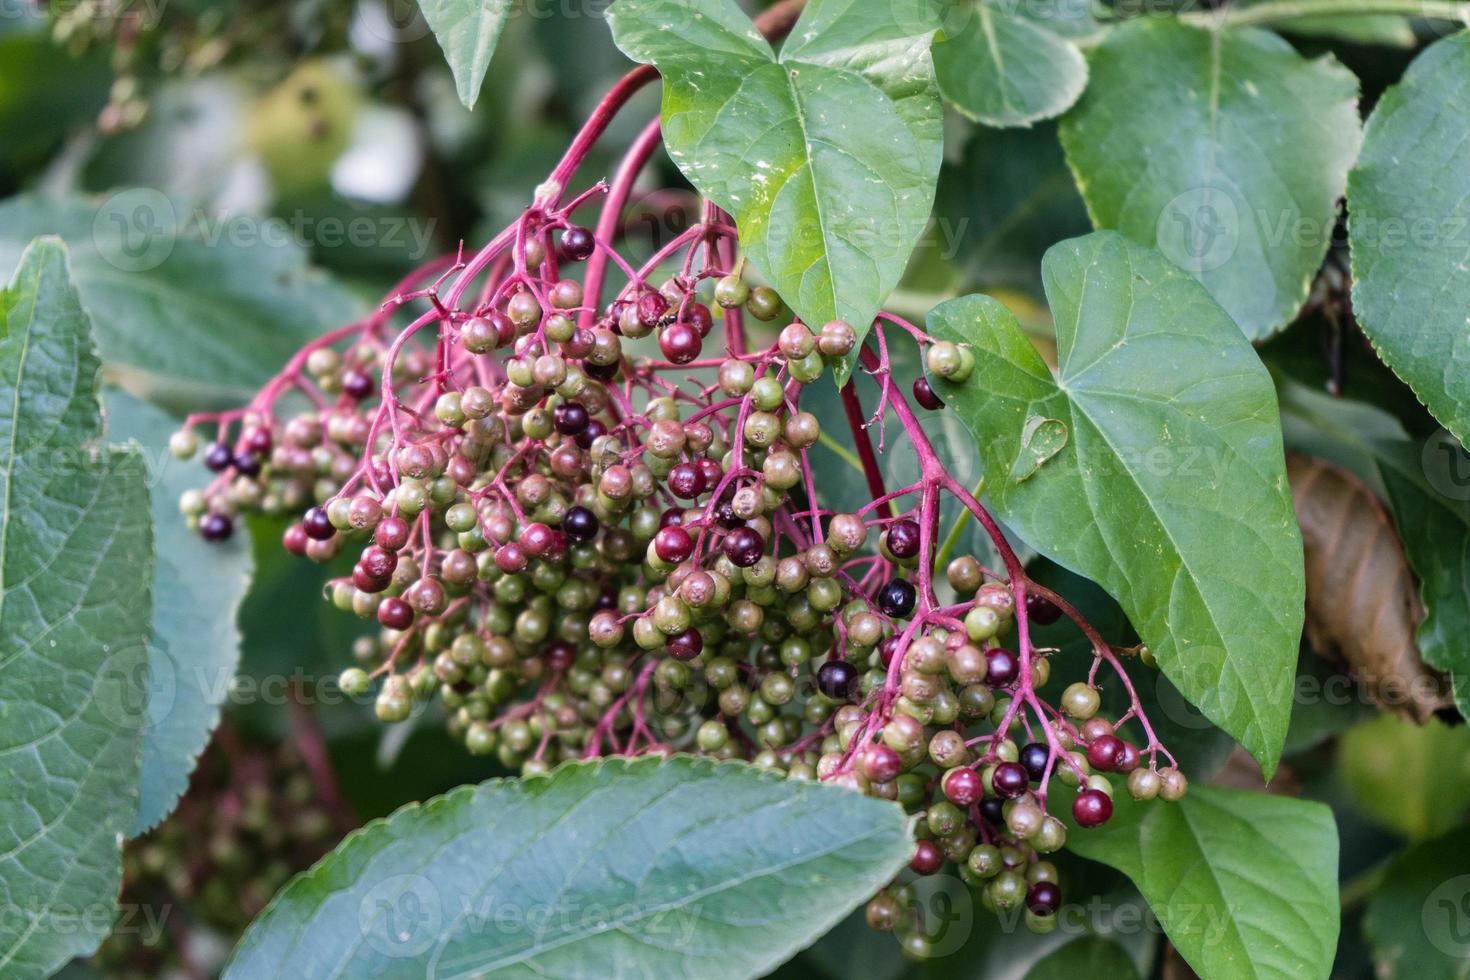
[5,0,1466,977]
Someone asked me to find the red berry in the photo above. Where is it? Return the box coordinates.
[667,627,704,661]
[283,523,308,556]
[1114,740,1141,773]
[352,563,389,593]
[360,545,398,580]
[659,322,702,364]
[376,516,410,550]
[912,377,943,410]
[637,291,669,327]
[992,761,1029,799]
[885,518,920,559]
[686,302,713,337]
[860,744,902,783]
[723,527,764,567]
[377,597,414,631]
[302,506,335,541]
[1073,788,1113,828]
[1087,735,1124,772]
[654,526,693,564]
[667,461,706,499]
[942,767,982,806]
[985,648,1019,687]
[910,840,944,876]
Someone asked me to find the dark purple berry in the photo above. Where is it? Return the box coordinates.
[714,501,741,529]
[576,418,607,449]
[876,578,916,618]
[910,840,943,876]
[302,506,335,541]
[1026,591,1062,626]
[377,597,414,631]
[1019,742,1050,783]
[667,461,706,499]
[816,659,858,700]
[667,627,704,661]
[885,518,920,560]
[985,647,1019,687]
[992,761,1029,799]
[553,402,589,436]
[562,505,599,542]
[233,450,262,478]
[686,302,713,337]
[912,377,943,410]
[244,427,273,455]
[659,322,702,364]
[654,526,693,564]
[1087,734,1124,773]
[204,443,234,473]
[723,527,763,567]
[942,767,982,805]
[637,291,670,328]
[360,545,398,580]
[561,225,595,262]
[979,796,1004,825]
[342,369,374,401]
[199,512,233,542]
[1026,881,1061,916]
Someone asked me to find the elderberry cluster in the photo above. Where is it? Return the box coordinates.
[175,164,1186,953]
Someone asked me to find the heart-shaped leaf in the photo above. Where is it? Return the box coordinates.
[0,194,364,408]
[608,0,945,384]
[224,756,913,979]
[1059,18,1361,340]
[1063,785,1339,980]
[934,1,1088,128]
[1349,32,1470,444]
[419,0,514,110]
[0,239,154,975]
[105,389,254,835]
[927,231,1305,774]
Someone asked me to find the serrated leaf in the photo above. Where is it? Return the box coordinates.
[1278,379,1470,720]
[1059,19,1362,340]
[934,2,1088,128]
[0,194,365,409]
[224,756,913,979]
[927,232,1305,774]
[0,238,154,976]
[104,389,253,834]
[1338,714,1470,841]
[1063,785,1339,980]
[1364,824,1470,978]
[608,0,945,384]
[419,0,513,109]
[1349,32,1470,445]
[1287,453,1448,722]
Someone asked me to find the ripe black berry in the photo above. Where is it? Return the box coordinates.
[1026,591,1062,626]
[979,796,1004,825]
[553,402,589,436]
[816,659,858,700]
[667,627,703,661]
[985,647,1019,687]
[561,225,595,262]
[303,506,335,541]
[723,527,764,567]
[1073,788,1113,827]
[992,761,1029,799]
[199,512,233,542]
[562,505,599,542]
[1019,742,1049,783]
[912,377,943,410]
[876,578,916,618]
[667,462,706,499]
[1026,881,1061,916]
[885,518,920,560]
[233,451,262,478]
[204,442,234,473]
[342,368,374,401]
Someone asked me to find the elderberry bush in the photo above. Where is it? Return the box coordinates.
[171,106,1187,950]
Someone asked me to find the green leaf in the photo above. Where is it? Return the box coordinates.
[1059,18,1361,340]
[0,239,154,975]
[224,756,913,978]
[608,0,945,384]
[104,389,253,835]
[419,0,514,110]
[1364,825,1470,978]
[934,2,1087,127]
[927,232,1305,774]
[1349,32,1470,445]
[1063,785,1339,980]
[0,194,365,409]
[1278,379,1470,719]
[1025,936,1139,979]
[1338,714,1470,841]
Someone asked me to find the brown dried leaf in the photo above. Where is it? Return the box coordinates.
[1287,452,1450,722]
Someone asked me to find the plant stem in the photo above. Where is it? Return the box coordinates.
[1181,0,1469,27]
[840,381,891,518]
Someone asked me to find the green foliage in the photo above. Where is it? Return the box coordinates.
[1349,33,1470,444]
[609,0,944,382]
[1064,785,1340,980]
[1363,825,1470,978]
[0,239,154,975]
[1060,19,1362,340]
[420,0,514,110]
[933,2,1087,127]
[224,757,912,978]
[929,232,1304,774]
[1337,715,1470,841]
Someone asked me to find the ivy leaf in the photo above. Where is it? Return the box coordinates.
[0,194,365,409]
[1059,19,1361,340]
[224,756,913,978]
[1364,825,1470,978]
[608,0,945,384]
[104,389,253,835]
[0,238,154,975]
[927,232,1305,774]
[1063,786,1339,980]
[419,0,514,109]
[934,2,1088,128]
[1349,33,1470,445]
[1024,936,1139,979]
